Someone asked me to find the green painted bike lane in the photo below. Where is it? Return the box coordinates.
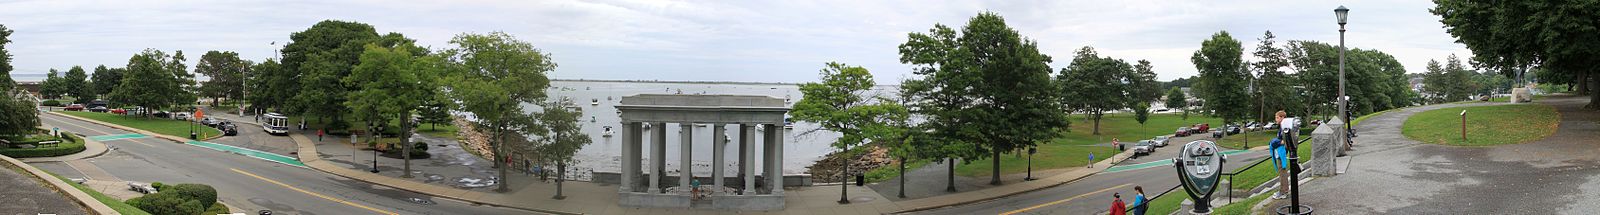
[89,133,151,141]
[185,140,306,167]
[1103,150,1249,173]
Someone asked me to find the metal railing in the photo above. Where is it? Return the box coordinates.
[1219,136,1312,204]
[1127,183,1182,213]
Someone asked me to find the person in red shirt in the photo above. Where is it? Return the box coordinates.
[1110,193,1127,215]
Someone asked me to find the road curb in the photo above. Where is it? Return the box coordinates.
[1,153,119,215]
[888,149,1137,214]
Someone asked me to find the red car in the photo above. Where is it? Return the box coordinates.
[64,104,85,111]
[1175,127,1191,137]
[110,108,127,115]
[1199,123,1211,133]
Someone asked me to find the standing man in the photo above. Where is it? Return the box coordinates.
[1088,152,1096,168]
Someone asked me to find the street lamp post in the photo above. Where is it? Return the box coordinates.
[1024,147,1037,181]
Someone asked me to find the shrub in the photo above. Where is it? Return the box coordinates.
[41,99,62,107]
[202,202,229,215]
[151,182,165,190]
[164,184,218,207]
[0,133,86,158]
[126,193,204,215]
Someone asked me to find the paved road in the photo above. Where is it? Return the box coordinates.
[37,113,540,215]
[911,133,1276,215]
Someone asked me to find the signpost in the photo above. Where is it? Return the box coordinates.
[1174,140,1226,214]
[1460,110,1467,141]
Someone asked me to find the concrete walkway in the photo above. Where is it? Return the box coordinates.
[1296,95,1600,214]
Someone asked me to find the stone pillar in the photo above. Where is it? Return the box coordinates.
[1311,119,1339,177]
[762,124,776,194]
[712,124,726,191]
[620,122,642,193]
[769,123,784,194]
[742,123,756,196]
[680,124,694,190]
[649,122,667,193]
[739,124,750,182]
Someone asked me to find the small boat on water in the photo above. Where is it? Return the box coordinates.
[590,115,596,122]
[603,126,614,137]
[784,118,795,129]
[591,98,599,106]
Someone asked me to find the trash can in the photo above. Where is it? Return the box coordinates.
[855,174,864,186]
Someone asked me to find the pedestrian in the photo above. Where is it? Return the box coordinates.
[1269,110,1292,199]
[316,129,324,142]
[1088,152,1095,168]
[691,179,703,200]
[1110,192,1127,215]
[534,165,545,182]
[1131,186,1148,215]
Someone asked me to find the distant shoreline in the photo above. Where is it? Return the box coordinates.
[553,78,900,87]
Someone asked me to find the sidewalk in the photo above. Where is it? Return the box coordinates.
[172,111,1143,214]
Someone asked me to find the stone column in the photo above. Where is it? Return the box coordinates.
[739,124,750,183]
[649,122,667,193]
[620,121,642,193]
[1311,119,1339,177]
[712,124,726,191]
[742,123,756,196]
[679,124,694,191]
[770,123,784,194]
[762,124,776,194]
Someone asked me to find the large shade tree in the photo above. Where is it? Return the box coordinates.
[89,65,124,99]
[0,24,38,137]
[442,32,555,192]
[347,42,440,178]
[64,66,91,103]
[109,49,190,116]
[1192,31,1251,124]
[792,62,904,203]
[196,51,249,106]
[1432,0,1600,109]
[281,20,381,129]
[528,101,591,200]
[897,12,1069,185]
[1059,47,1132,135]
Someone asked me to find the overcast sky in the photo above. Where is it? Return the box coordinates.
[0,0,1470,83]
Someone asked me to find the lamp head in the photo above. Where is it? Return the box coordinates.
[1335,6,1350,25]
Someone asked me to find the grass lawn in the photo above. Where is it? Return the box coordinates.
[950,112,1221,177]
[58,111,222,138]
[1402,104,1558,146]
[1225,140,1312,191]
[0,133,86,158]
[1145,187,1188,215]
[953,145,1117,177]
[1214,131,1277,150]
[39,173,153,215]
[864,159,930,183]
[416,122,459,140]
[1351,107,1399,128]
[1214,192,1271,215]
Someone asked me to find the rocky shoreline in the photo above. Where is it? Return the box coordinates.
[804,146,894,183]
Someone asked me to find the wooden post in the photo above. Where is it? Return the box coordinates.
[1460,110,1467,141]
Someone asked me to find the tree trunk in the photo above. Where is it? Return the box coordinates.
[898,156,907,198]
[946,157,956,192]
[554,160,567,199]
[1092,113,1102,135]
[839,146,850,204]
[495,122,510,193]
[400,113,413,178]
[989,150,1001,185]
[1588,72,1600,110]
[1577,72,1590,96]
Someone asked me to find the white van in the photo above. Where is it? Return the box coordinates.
[263,113,289,135]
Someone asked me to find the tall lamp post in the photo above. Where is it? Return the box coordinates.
[1336,6,1351,154]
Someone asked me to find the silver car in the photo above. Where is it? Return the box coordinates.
[1152,136,1170,147]
[1133,140,1156,157]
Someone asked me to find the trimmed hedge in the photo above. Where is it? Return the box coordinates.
[0,132,86,158]
[126,183,222,215]
[41,99,62,107]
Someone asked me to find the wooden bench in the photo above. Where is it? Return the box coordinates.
[37,140,60,148]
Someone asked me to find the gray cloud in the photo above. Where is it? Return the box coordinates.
[1,0,1468,83]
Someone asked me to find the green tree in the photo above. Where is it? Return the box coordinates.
[196,51,249,106]
[1059,47,1131,135]
[63,66,91,103]
[417,98,451,130]
[1166,86,1188,120]
[281,20,381,128]
[1251,31,1302,122]
[1433,0,1600,109]
[1133,102,1150,134]
[793,62,903,203]
[1192,31,1251,124]
[89,65,123,98]
[528,101,592,199]
[0,24,12,92]
[442,32,554,192]
[347,43,440,178]
[40,69,65,99]
[897,12,1068,185]
[246,59,288,111]
[109,49,188,116]
[1129,60,1162,103]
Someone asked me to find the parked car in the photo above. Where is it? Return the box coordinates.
[1200,124,1211,133]
[65,104,85,111]
[1132,140,1156,157]
[1266,122,1280,130]
[110,108,126,115]
[1175,127,1191,137]
[220,122,238,136]
[89,106,108,112]
[1212,130,1226,138]
[127,181,158,194]
[88,100,108,109]
[152,111,171,118]
[175,112,192,121]
[1152,135,1170,147]
[1226,125,1242,135]
[199,118,220,127]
